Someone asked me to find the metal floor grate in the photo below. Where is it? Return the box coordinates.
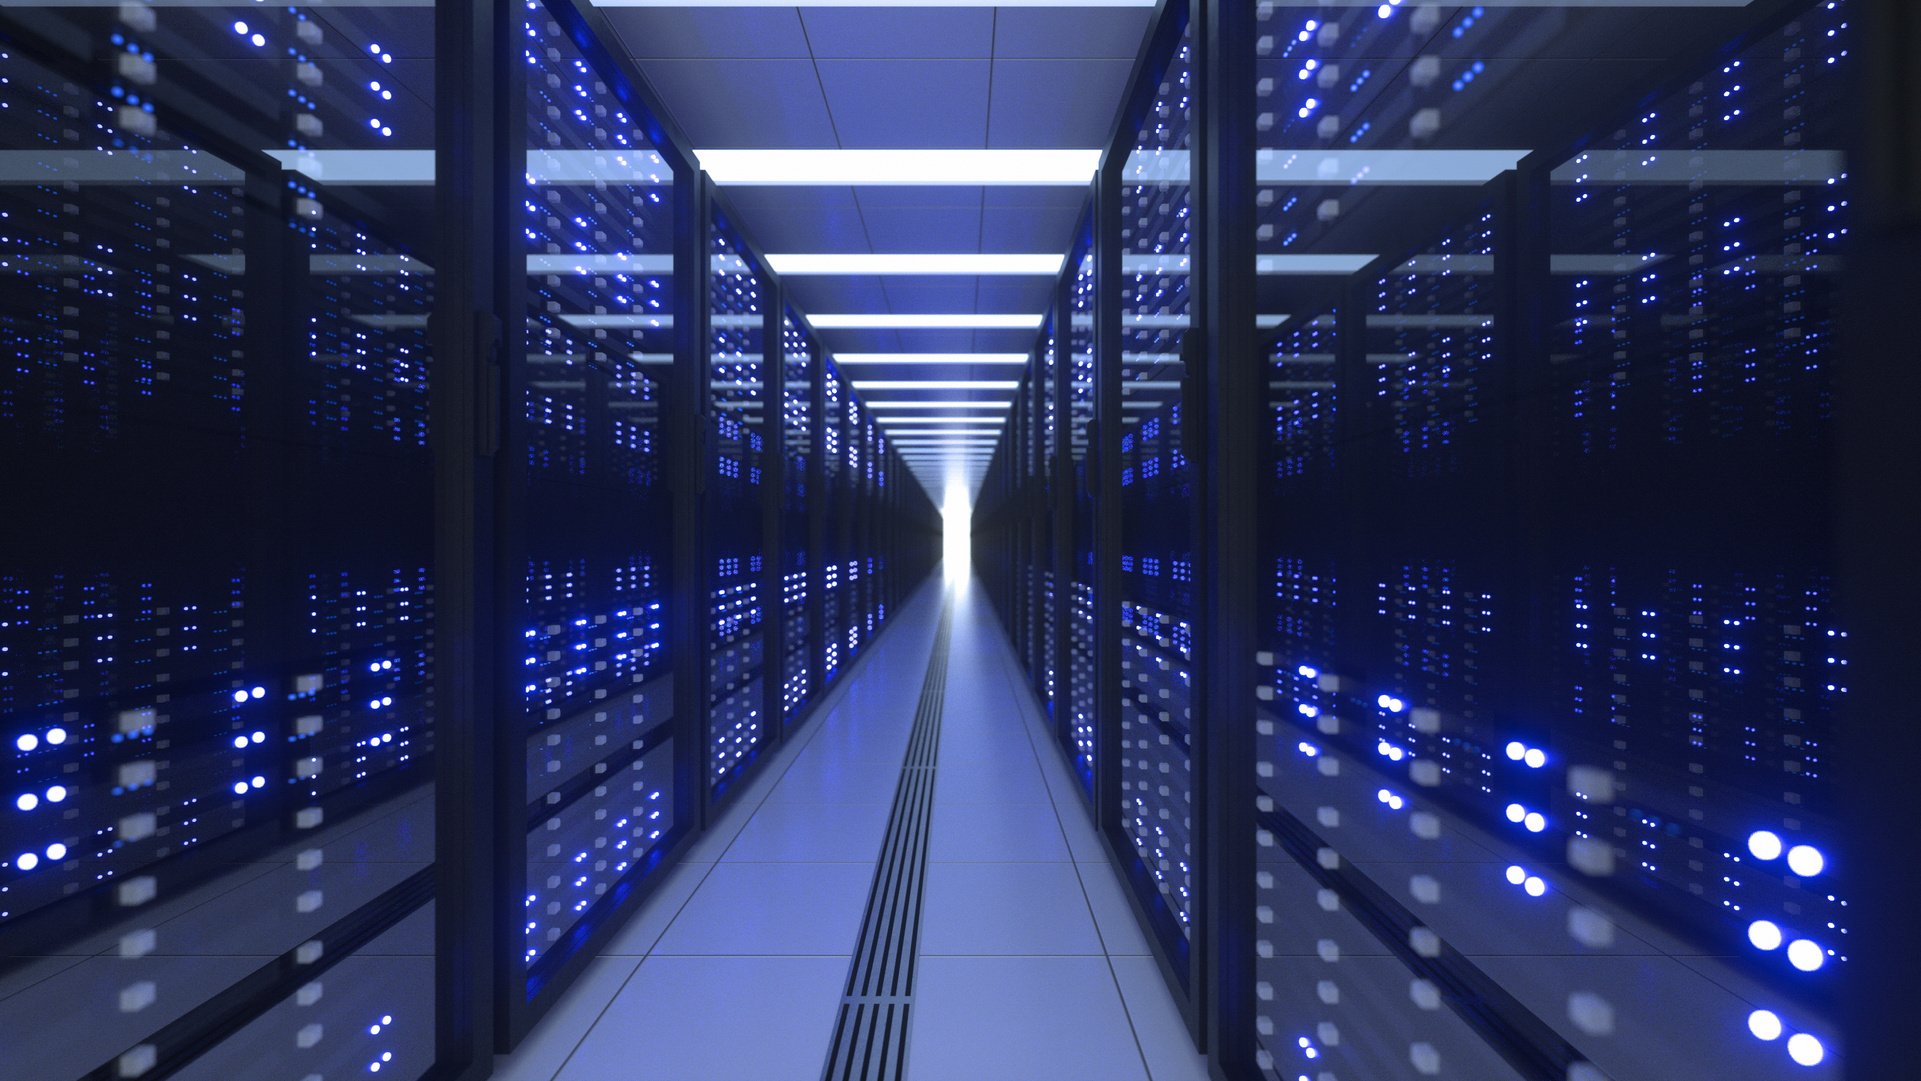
[820,606,952,1081]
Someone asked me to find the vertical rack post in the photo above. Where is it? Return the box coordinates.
[1194,0,1258,1061]
[671,176,710,828]
[433,0,512,1069]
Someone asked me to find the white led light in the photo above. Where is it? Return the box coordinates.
[1505,865,1526,885]
[1524,812,1547,833]
[1748,1010,1783,1041]
[16,793,37,812]
[1787,1033,1825,1066]
[233,782,249,796]
[808,313,1042,330]
[1505,803,1526,824]
[1786,844,1825,877]
[1786,939,1825,972]
[1523,748,1546,769]
[1748,830,1784,861]
[1748,920,1784,950]
[45,785,66,804]
[698,149,1099,186]
[605,0,1156,6]
[1505,741,1525,761]
[234,736,250,750]
[15,734,37,752]
[44,842,66,861]
[834,354,1029,366]
[850,381,1022,391]
[1523,876,1546,897]
[766,253,1062,276]
[17,852,38,871]
[45,728,65,745]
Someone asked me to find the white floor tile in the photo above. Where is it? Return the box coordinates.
[919,862,1104,956]
[492,956,640,1081]
[556,956,848,1081]
[651,862,874,955]
[906,956,1150,1081]
[1110,955,1210,1081]
[928,799,1071,863]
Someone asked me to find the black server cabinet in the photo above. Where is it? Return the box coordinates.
[498,0,690,1045]
[778,312,816,732]
[702,214,770,800]
[1238,2,1861,1079]
[0,3,445,1078]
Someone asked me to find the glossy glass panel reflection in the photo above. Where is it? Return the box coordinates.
[1248,4,1851,1079]
[1118,19,1195,948]
[705,223,768,791]
[519,4,676,979]
[0,3,437,1077]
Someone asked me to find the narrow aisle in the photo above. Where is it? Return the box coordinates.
[905,578,1207,1081]
[493,575,1206,1080]
[495,582,945,1081]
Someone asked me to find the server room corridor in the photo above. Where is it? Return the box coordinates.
[493,569,1206,1081]
[4,1,1919,1081]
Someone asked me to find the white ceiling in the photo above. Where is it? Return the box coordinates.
[600,3,1153,496]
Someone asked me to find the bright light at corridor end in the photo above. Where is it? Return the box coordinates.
[942,479,972,589]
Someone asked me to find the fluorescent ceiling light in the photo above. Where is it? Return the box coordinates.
[767,253,1061,276]
[875,416,1007,425]
[601,1,1152,7]
[866,401,1011,410]
[851,381,1022,391]
[698,149,1098,186]
[809,314,1043,330]
[835,354,1029,366]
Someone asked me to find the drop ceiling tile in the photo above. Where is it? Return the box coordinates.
[800,9,994,59]
[975,278,1061,314]
[859,206,983,253]
[983,186,1095,210]
[831,328,980,353]
[987,59,1135,148]
[852,187,986,211]
[718,186,861,214]
[980,204,1086,254]
[780,277,893,316]
[639,59,836,148]
[880,279,989,313]
[723,199,870,254]
[603,9,809,59]
[816,60,990,148]
[994,8,1154,59]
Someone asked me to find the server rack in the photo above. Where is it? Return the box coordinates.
[0,3,449,1077]
[0,1,942,1077]
[973,0,1907,1078]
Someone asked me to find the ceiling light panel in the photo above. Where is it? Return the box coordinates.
[809,314,1043,330]
[834,354,1030,365]
[697,149,1100,186]
[850,381,1022,391]
[767,254,1062,276]
[865,401,1012,410]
